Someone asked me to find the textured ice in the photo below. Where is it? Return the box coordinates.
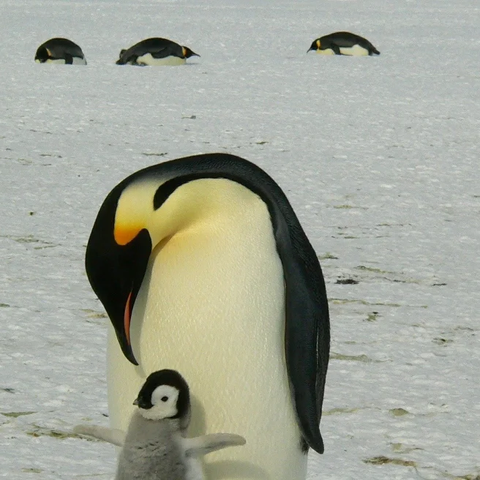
[0,0,479,479]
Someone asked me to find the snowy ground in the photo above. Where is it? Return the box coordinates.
[1,0,479,479]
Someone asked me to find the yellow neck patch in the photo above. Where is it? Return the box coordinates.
[114,180,160,245]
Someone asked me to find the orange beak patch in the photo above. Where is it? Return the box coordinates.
[124,291,133,346]
[114,225,142,246]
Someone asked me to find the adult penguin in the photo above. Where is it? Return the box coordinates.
[308,31,380,56]
[116,37,199,66]
[34,37,87,64]
[85,153,330,480]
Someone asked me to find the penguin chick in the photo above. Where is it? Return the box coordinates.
[34,37,87,64]
[116,37,199,66]
[118,369,245,480]
[75,369,245,480]
[308,31,380,56]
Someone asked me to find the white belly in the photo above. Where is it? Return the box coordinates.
[339,44,369,56]
[317,48,335,55]
[107,189,307,480]
[133,53,186,66]
[317,44,369,56]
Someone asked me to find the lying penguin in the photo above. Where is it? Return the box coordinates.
[116,37,199,66]
[308,31,380,56]
[34,37,87,64]
[74,369,245,480]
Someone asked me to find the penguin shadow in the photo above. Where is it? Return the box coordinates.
[188,393,208,436]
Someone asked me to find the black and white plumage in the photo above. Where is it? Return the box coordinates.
[34,37,87,64]
[116,37,199,66]
[75,369,245,480]
[85,153,330,480]
[308,31,380,56]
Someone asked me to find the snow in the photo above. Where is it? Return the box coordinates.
[1,0,479,479]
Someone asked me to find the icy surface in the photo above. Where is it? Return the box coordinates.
[1,0,479,479]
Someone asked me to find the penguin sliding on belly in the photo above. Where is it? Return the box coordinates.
[116,37,199,66]
[308,31,380,56]
[35,38,87,64]
[85,153,330,480]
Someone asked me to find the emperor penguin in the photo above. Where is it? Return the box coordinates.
[76,369,246,480]
[35,37,87,64]
[308,31,380,56]
[85,153,330,480]
[116,38,199,66]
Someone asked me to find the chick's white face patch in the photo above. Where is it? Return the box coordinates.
[140,385,180,420]
[152,385,179,408]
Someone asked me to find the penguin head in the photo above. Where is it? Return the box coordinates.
[115,49,129,64]
[35,47,52,63]
[85,155,274,367]
[86,162,232,365]
[307,39,321,53]
[182,46,200,58]
[134,369,190,421]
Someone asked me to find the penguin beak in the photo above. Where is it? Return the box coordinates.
[86,228,153,366]
[183,47,200,58]
[307,40,320,53]
[123,291,134,355]
[133,396,151,409]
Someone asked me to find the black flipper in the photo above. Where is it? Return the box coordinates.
[331,44,342,55]
[265,187,330,454]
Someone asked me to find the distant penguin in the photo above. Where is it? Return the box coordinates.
[34,37,87,64]
[75,369,246,480]
[116,37,199,66]
[85,153,330,480]
[308,31,380,56]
